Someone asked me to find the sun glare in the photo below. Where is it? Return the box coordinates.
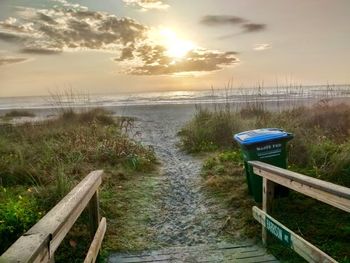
[158,28,196,59]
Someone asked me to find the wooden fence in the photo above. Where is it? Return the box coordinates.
[0,170,106,263]
[249,161,350,263]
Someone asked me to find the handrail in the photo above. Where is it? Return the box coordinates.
[0,170,105,263]
[249,161,350,213]
[249,161,350,263]
[250,161,350,200]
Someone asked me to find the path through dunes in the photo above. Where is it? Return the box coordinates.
[108,105,277,262]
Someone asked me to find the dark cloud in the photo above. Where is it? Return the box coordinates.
[21,47,62,54]
[118,45,238,75]
[242,23,266,33]
[36,12,58,25]
[200,14,266,35]
[200,15,246,26]
[0,56,29,66]
[0,31,26,42]
[123,0,169,10]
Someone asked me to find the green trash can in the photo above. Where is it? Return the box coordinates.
[234,128,293,202]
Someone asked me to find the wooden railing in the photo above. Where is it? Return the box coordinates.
[249,161,350,263]
[0,170,106,263]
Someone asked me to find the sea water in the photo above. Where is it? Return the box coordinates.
[0,85,349,111]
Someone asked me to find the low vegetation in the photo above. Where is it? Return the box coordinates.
[0,108,158,262]
[180,100,350,262]
[3,110,35,118]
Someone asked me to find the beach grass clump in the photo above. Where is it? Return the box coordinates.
[0,108,157,260]
[3,110,35,118]
[178,107,245,152]
[181,100,350,262]
[180,101,350,186]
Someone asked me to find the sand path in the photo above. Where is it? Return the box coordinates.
[121,105,226,246]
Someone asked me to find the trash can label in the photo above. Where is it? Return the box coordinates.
[256,143,282,159]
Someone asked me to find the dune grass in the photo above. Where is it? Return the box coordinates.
[180,101,350,262]
[3,110,35,118]
[0,108,158,262]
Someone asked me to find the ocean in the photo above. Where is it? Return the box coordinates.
[0,85,350,111]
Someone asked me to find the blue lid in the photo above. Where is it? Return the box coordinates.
[234,128,293,145]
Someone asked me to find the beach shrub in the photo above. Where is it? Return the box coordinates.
[0,187,41,251]
[0,109,157,259]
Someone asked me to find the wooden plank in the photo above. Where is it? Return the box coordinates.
[252,206,337,263]
[88,191,101,240]
[1,170,103,263]
[109,243,279,263]
[84,217,107,263]
[262,178,275,245]
[249,161,350,213]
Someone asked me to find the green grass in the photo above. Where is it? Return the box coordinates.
[101,172,161,252]
[180,101,350,262]
[0,108,158,262]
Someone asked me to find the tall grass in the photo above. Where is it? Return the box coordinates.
[180,99,350,187]
[180,90,350,262]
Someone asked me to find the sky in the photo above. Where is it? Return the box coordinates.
[0,0,349,97]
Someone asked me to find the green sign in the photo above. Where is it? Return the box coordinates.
[265,217,292,247]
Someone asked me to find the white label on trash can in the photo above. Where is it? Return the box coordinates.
[256,143,282,158]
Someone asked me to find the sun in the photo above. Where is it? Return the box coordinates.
[157,28,196,59]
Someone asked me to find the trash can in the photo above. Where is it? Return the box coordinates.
[234,128,293,202]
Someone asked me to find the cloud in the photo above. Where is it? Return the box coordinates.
[0,7,148,52]
[200,15,246,26]
[51,0,88,10]
[0,4,238,75]
[254,43,271,51]
[118,45,238,75]
[200,14,266,35]
[242,23,266,33]
[123,0,169,10]
[0,56,29,66]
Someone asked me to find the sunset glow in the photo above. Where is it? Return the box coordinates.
[0,0,350,97]
[158,28,196,59]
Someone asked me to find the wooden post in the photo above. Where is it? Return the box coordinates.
[262,177,274,245]
[84,217,107,263]
[88,191,101,241]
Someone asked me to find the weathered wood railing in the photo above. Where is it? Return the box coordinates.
[249,161,350,263]
[0,170,106,263]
